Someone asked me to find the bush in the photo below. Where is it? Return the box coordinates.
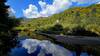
[66,26,99,36]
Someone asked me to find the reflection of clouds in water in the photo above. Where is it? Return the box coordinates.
[10,39,90,56]
[10,39,73,56]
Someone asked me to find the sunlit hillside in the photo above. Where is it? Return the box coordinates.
[16,4,100,36]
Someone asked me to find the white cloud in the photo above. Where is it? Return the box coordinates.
[23,0,72,18]
[97,2,100,4]
[23,4,41,18]
[23,0,100,18]
[39,0,72,17]
[8,8,16,16]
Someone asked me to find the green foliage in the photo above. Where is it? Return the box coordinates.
[50,24,63,31]
[38,23,64,34]
[65,26,99,36]
[17,4,100,36]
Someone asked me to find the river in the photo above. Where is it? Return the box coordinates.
[9,38,93,56]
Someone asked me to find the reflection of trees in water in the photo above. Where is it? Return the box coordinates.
[63,26,100,56]
[0,0,20,56]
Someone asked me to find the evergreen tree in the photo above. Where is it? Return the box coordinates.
[0,0,19,55]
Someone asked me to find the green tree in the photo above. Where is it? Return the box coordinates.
[0,0,19,55]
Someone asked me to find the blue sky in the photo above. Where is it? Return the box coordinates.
[7,0,33,17]
[7,0,100,18]
[7,0,53,18]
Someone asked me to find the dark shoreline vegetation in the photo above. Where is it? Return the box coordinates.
[0,0,20,56]
[0,0,100,56]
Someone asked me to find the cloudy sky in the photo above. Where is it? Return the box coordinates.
[7,0,100,18]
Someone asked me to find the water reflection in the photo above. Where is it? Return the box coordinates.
[10,39,90,56]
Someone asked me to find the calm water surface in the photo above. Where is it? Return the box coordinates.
[10,38,92,56]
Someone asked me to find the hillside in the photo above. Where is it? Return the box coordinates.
[16,4,100,36]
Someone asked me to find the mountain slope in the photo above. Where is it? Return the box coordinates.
[16,4,100,36]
